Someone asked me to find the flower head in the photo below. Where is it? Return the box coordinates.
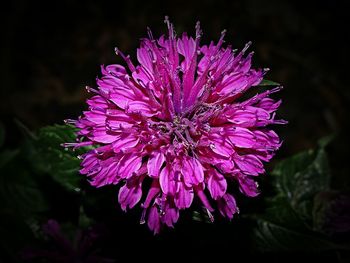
[64,17,286,234]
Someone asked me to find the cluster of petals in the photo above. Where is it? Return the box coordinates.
[64,18,286,234]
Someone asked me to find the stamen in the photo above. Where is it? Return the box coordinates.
[273,119,288,125]
[206,208,215,223]
[164,16,174,39]
[263,67,270,74]
[85,86,99,94]
[64,119,76,125]
[140,208,147,224]
[195,21,202,40]
[114,47,136,72]
[217,29,227,48]
[61,141,93,150]
[242,41,252,53]
[146,26,154,40]
[60,142,77,148]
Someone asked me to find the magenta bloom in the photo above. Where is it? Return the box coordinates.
[64,18,286,234]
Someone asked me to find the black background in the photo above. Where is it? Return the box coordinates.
[1,0,349,262]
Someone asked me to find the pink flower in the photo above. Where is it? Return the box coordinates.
[63,17,286,234]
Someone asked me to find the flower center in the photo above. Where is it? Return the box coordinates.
[148,115,200,150]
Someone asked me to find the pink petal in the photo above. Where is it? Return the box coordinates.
[147,151,165,178]
[227,127,255,148]
[112,134,139,153]
[177,34,196,69]
[218,193,238,220]
[226,109,257,127]
[117,154,142,179]
[195,184,214,212]
[182,157,204,187]
[127,100,157,117]
[159,165,176,195]
[147,206,161,235]
[174,182,194,209]
[207,168,227,200]
[137,46,154,76]
[118,181,142,211]
[234,154,264,176]
[256,98,282,113]
[90,126,117,143]
[207,133,234,158]
[162,204,180,227]
[237,174,259,197]
[86,95,108,109]
[217,73,247,97]
[84,109,106,125]
[109,86,136,109]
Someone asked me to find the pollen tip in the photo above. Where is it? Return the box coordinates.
[206,208,215,223]
[236,206,240,214]
[146,26,154,40]
[140,208,147,225]
[195,21,202,39]
[243,41,252,53]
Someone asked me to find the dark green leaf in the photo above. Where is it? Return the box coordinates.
[251,196,341,251]
[0,149,19,168]
[258,79,280,86]
[317,134,335,148]
[253,217,339,252]
[251,137,338,252]
[28,125,83,191]
[257,196,306,229]
[0,159,49,216]
[272,145,330,221]
[272,150,315,198]
[192,210,212,224]
[79,206,94,228]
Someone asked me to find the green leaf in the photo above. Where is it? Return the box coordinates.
[28,125,83,191]
[317,134,335,148]
[257,196,306,229]
[272,145,330,221]
[78,206,94,228]
[0,158,49,216]
[251,196,343,252]
[0,149,19,168]
[192,210,212,224]
[250,137,338,252]
[253,217,339,252]
[258,79,280,86]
